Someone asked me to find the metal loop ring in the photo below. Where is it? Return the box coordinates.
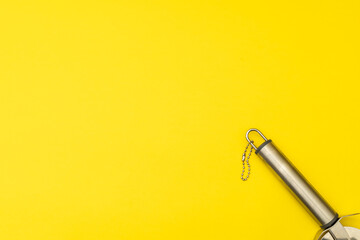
[245,128,268,150]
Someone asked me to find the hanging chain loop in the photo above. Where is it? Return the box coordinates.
[241,141,254,181]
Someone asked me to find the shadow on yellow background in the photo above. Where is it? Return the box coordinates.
[0,1,359,239]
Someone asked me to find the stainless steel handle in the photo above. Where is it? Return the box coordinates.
[247,129,338,228]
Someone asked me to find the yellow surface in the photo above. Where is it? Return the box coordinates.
[0,1,360,239]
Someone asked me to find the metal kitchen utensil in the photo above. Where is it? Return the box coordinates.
[242,128,360,240]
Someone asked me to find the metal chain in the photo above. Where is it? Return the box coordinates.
[241,141,254,181]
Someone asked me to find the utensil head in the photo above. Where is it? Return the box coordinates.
[316,214,360,240]
[320,227,360,240]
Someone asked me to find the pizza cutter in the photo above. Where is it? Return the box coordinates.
[243,128,360,240]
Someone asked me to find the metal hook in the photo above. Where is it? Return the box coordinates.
[245,128,268,150]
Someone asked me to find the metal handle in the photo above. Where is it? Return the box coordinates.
[246,129,338,229]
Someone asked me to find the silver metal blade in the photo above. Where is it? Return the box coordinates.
[320,223,360,240]
[317,214,360,240]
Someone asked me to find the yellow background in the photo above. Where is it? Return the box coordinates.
[0,1,359,239]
